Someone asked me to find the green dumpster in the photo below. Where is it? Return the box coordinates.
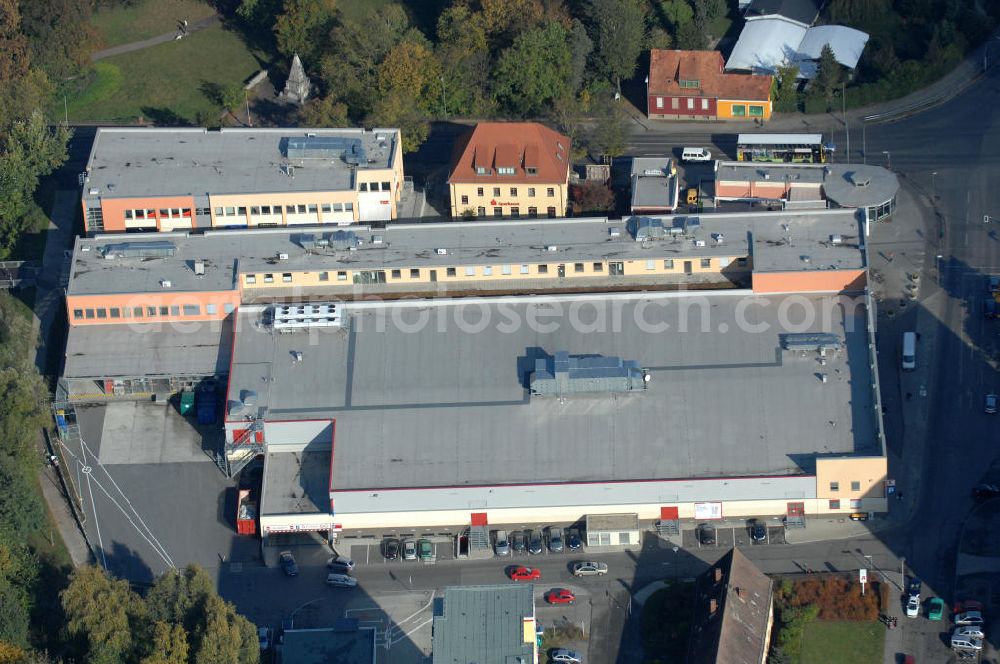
[179,391,195,416]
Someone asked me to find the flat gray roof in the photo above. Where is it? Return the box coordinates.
[262,450,331,515]
[69,210,864,295]
[432,585,534,664]
[228,290,878,492]
[63,319,232,379]
[715,161,898,209]
[81,127,399,203]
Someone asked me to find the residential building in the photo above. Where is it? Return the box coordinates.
[687,548,774,664]
[432,585,537,664]
[447,122,571,219]
[647,50,773,122]
[80,127,404,234]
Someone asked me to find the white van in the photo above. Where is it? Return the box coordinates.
[682,147,712,163]
[901,331,916,371]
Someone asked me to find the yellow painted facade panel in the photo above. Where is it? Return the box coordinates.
[717,99,773,121]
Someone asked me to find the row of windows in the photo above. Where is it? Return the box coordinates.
[463,186,557,202]
[828,480,863,492]
[72,302,235,320]
[474,166,539,176]
[470,206,557,218]
[124,208,193,220]
[829,499,863,510]
[655,97,710,111]
[652,97,765,117]
[358,181,391,192]
[215,202,354,218]
[732,104,765,117]
[244,257,745,286]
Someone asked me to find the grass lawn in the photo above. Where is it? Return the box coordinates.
[91,0,216,48]
[800,620,885,664]
[66,25,263,124]
[639,581,695,663]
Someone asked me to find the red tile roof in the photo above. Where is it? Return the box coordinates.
[648,49,772,102]
[449,123,571,184]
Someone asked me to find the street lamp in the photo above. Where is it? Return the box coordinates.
[644,75,649,116]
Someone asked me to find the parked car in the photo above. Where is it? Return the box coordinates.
[527,530,544,555]
[326,573,358,588]
[973,484,1000,501]
[382,538,400,560]
[258,627,272,651]
[547,527,564,553]
[698,523,717,546]
[512,531,527,553]
[550,648,583,663]
[493,532,512,556]
[986,393,998,414]
[951,635,983,651]
[572,561,608,577]
[955,600,984,613]
[928,597,945,621]
[955,625,986,639]
[326,555,355,572]
[908,577,922,599]
[906,595,920,618]
[747,519,766,542]
[403,539,417,561]
[566,528,582,550]
[509,566,541,581]
[417,539,434,561]
[279,551,298,577]
[955,611,985,626]
[545,588,576,605]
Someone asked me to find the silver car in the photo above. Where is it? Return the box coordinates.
[572,561,608,577]
[494,530,511,556]
[326,573,357,588]
[403,539,417,561]
[551,648,582,663]
[954,625,986,639]
[547,527,564,553]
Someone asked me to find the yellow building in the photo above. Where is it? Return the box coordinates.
[447,122,571,219]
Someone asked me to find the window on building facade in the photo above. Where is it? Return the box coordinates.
[528,187,535,197]
[574,263,584,273]
[493,207,502,216]
[700,258,711,268]
[170,306,180,316]
[110,308,120,318]
[547,206,556,217]
[477,207,486,217]
[671,98,679,109]
[160,306,169,316]
[125,210,134,220]
[133,307,143,317]
[96,309,107,319]
[282,273,292,282]
[381,182,390,191]
[664,259,674,269]
[410,269,420,278]
[483,266,493,276]
[319,272,329,281]
[493,187,501,196]
[749,105,764,117]
[224,303,235,314]
[308,204,317,213]
[246,275,256,285]
[850,499,862,509]
[337,271,347,281]
[547,188,555,197]
[511,207,520,217]
[344,202,353,211]
[476,187,484,196]
[851,481,861,491]
[526,167,538,176]
[502,264,512,275]
[687,98,694,109]
[465,266,476,277]
[656,97,663,108]
[264,274,273,283]
[829,499,840,509]
[359,182,368,191]
[447,267,457,277]
[593,262,603,271]
[830,481,839,491]
[528,207,537,217]
[250,206,261,215]
[206,304,217,315]
[238,207,247,215]
[296,205,306,214]
[73,309,83,319]
[461,195,469,205]
[510,187,517,196]
[391,269,402,279]
[322,204,332,213]
[702,98,709,110]
[147,307,156,317]
[475,167,488,175]
[183,305,200,315]
[679,79,699,88]
[538,264,548,274]
[732,105,746,116]
[646,260,655,270]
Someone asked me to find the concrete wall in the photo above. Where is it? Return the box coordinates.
[752,270,866,294]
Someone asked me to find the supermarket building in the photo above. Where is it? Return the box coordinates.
[60,210,887,541]
[79,127,404,234]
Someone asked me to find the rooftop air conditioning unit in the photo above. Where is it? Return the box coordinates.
[712,233,725,244]
[609,228,621,238]
[372,235,384,245]
[831,234,843,245]
[435,248,448,255]
[547,245,558,252]
[161,280,172,288]
[695,240,706,247]
[278,253,289,260]
[88,188,99,195]
[194,261,205,275]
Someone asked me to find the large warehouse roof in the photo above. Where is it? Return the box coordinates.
[68,211,865,296]
[227,290,878,496]
[726,17,869,77]
[81,127,399,202]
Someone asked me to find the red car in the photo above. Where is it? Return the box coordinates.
[546,589,576,605]
[509,566,541,581]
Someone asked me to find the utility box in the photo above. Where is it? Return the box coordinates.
[179,390,195,416]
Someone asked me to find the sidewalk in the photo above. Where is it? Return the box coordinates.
[90,15,220,62]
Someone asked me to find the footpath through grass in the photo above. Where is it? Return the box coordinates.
[66,25,262,124]
[800,620,885,664]
[91,0,216,48]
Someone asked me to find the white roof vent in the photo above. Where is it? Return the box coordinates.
[831,234,843,245]
[160,280,172,288]
[88,188,99,195]
[372,235,384,245]
[712,233,725,244]
[194,261,205,275]
[609,228,621,238]
[435,248,448,255]
[547,245,558,252]
[278,253,289,260]
[82,246,91,252]
[695,239,706,247]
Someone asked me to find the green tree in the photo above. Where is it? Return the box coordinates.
[659,0,693,30]
[274,0,338,64]
[368,90,429,153]
[813,44,844,103]
[648,26,672,50]
[299,95,350,126]
[772,64,800,113]
[567,19,593,95]
[693,0,727,25]
[62,566,145,664]
[139,622,188,664]
[378,41,442,114]
[493,22,572,115]
[190,596,257,664]
[145,565,215,631]
[219,84,244,115]
[18,0,95,79]
[589,0,647,92]
[588,92,629,160]
[675,19,706,50]
[435,4,491,116]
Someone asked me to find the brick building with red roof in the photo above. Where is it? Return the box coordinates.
[647,50,773,122]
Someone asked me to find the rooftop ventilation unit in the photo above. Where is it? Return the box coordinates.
[530,351,648,396]
[546,245,558,252]
[272,302,344,331]
[298,233,317,250]
[435,248,448,255]
[100,241,176,259]
[194,261,205,275]
[781,333,842,352]
[160,280,172,288]
[633,217,665,241]
[327,230,361,250]
[609,228,621,238]
[372,235,384,245]
[695,239,706,247]
[286,136,367,164]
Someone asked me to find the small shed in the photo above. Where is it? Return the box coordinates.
[585,513,642,548]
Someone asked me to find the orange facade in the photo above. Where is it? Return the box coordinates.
[752,270,866,294]
[66,290,240,326]
[86,195,198,233]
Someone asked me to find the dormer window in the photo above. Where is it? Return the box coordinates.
[497,167,515,175]
[679,79,700,89]
[476,166,489,175]
[526,167,537,176]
